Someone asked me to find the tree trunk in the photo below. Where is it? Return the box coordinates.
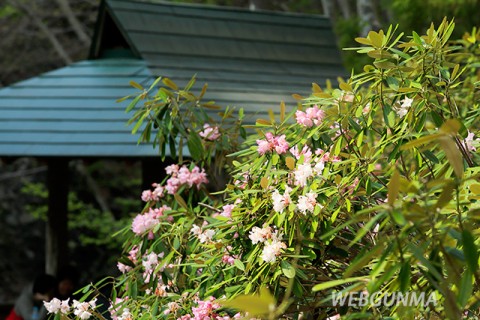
[55,0,90,45]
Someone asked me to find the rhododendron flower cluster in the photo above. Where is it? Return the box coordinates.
[180,296,242,320]
[141,183,165,202]
[190,224,216,243]
[249,225,286,263]
[256,132,289,155]
[271,187,291,213]
[290,145,313,162]
[164,164,209,194]
[199,123,221,141]
[396,96,413,117]
[131,205,172,238]
[212,204,235,219]
[142,251,165,283]
[44,298,70,315]
[295,105,326,127]
[297,191,318,215]
[44,298,97,320]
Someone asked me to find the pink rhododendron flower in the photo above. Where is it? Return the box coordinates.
[131,211,160,236]
[165,165,208,194]
[73,299,96,320]
[464,131,479,152]
[271,187,291,213]
[164,301,180,315]
[294,163,313,187]
[165,164,179,175]
[190,224,216,243]
[44,298,70,314]
[117,262,132,274]
[290,145,312,163]
[261,240,287,263]
[128,246,139,263]
[141,183,165,202]
[249,226,272,244]
[295,105,326,127]
[192,297,221,320]
[199,123,221,141]
[256,133,289,155]
[213,204,235,219]
[142,252,165,283]
[297,191,318,214]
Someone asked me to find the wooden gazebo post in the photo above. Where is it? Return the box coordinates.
[46,158,70,275]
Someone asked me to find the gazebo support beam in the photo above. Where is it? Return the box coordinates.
[46,158,70,275]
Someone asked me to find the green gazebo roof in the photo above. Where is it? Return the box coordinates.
[0,0,346,158]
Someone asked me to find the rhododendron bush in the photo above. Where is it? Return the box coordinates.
[46,20,480,320]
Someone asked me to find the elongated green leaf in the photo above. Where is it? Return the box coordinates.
[438,136,463,178]
[174,193,188,210]
[187,130,204,161]
[457,269,473,308]
[462,230,478,272]
[125,94,142,113]
[129,80,144,90]
[400,133,441,150]
[234,259,245,271]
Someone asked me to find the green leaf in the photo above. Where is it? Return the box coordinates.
[281,260,296,279]
[125,94,142,113]
[187,130,205,161]
[412,31,424,50]
[457,269,473,308]
[398,261,411,292]
[407,243,443,281]
[462,230,478,272]
[234,259,245,271]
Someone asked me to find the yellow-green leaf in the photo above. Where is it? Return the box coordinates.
[438,136,464,178]
[440,119,461,135]
[292,94,304,100]
[285,157,295,170]
[256,119,271,126]
[355,37,372,46]
[388,169,400,207]
[260,177,269,189]
[400,133,441,150]
[174,193,188,210]
[129,80,144,90]
[220,287,275,316]
[312,83,323,93]
[162,77,178,90]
